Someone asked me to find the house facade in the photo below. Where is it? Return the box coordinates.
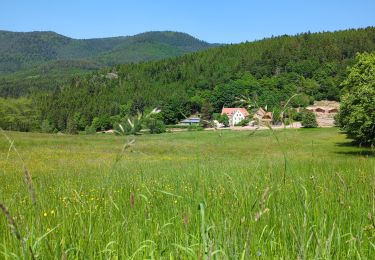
[221,108,249,126]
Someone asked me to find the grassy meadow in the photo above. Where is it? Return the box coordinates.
[0,128,374,258]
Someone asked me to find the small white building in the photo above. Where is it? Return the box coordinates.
[179,117,201,125]
[221,108,249,126]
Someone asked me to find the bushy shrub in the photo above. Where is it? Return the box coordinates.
[293,111,304,122]
[146,118,166,134]
[218,114,229,127]
[235,118,250,127]
[84,125,97,135]
[91,116,112,131]
[91,117,101,131]
[41,119,54,133]
[212,113,221,120]
[301,111,318,128]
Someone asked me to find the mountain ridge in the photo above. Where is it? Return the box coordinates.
[0,30,216,96]
[0,30,214,74]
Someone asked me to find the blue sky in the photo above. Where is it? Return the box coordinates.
[1,0,374,43]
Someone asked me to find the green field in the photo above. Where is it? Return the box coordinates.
[0,128,374,258]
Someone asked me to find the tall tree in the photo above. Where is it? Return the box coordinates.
[336,52,375,145]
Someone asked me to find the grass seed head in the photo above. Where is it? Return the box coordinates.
[0,203,22,241]
[24,168,37,205]
[183,212,189,226]
[130,192,135,208]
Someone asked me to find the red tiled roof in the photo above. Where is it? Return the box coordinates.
[221,108,249,117]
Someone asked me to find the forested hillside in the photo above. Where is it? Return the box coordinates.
[35,27,375,132]
[2,27,375,132]
[0,30,213,96]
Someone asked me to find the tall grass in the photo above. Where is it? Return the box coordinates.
[0,128,374,258]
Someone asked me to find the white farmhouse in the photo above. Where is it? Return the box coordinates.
[221,108,249,126]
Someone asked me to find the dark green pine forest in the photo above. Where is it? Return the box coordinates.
[1,27,375,132]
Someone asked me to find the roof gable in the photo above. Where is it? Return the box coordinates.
[221,108,249,117]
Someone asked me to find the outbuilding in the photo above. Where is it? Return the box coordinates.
[180,118,201,126]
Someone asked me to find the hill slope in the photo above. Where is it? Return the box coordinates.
[0,30,214,96]
[0,30,212,73]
